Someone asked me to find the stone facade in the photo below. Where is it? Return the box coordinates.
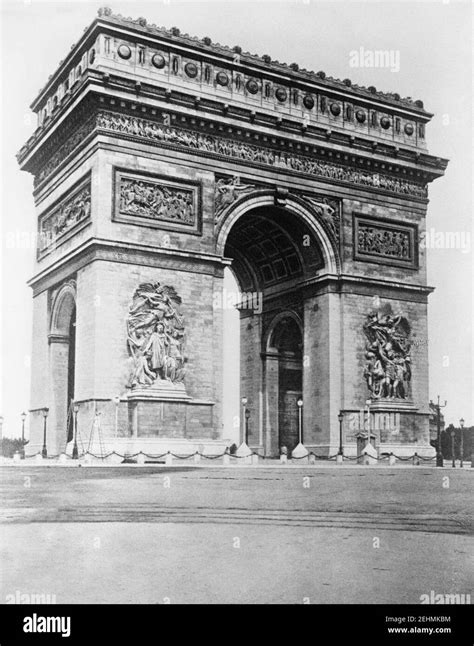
[18,9,447,458]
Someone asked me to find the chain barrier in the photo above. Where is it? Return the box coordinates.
[14,449,443,465]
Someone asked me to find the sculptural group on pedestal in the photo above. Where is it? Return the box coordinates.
[363,310,412,400]
[127,282,186,387]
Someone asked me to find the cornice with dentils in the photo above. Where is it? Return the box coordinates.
[30,7,432,117]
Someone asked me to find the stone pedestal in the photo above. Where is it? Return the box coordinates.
[362,442,378,465]
[291,442,309,464]
[236,442,252,464]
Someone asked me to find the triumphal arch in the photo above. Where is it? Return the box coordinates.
[18,8,448,459]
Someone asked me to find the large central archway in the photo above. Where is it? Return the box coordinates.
[220,194,339,457]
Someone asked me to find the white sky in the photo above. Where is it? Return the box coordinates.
[0,0,472,438]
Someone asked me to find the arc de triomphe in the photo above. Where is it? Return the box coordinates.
[18,8,448,459]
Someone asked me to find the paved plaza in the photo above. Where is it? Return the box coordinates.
[0,465,472,604]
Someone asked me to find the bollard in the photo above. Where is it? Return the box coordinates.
[280,454,288,464]
[223,453,230,466]
[252,453,259,466]
[336,453,343,465]
[193,452,201,464]
[413,453,420,466]
[13,451,21,463]
[165,452,173,466]
[389,453,396,466]
[137,453,145,465]
[309,453,316,465]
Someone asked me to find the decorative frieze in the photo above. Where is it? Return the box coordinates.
[353,214,418,268]
[35,115,96,186]
[113,169,201,234]
[98,111,428,199]
[38,176,91,256]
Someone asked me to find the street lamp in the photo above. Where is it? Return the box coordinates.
[459,418,465,468]
[430,397,447,467]
[241,397,248,445]
[20,411,27,459]
[245,408,250,446]
[72,403,79,459]
[113,395,120,439]
[337,411,344,459]
[450,425,456,468]
[297,398,303,445]
[41,408,49,458]
[365,399,372,448]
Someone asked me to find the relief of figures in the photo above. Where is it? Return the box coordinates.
[119,178,195,225]
[127,282,186,387]
[96,111,428,199]
[214,176,256,220]
[363,311,412,400]
[358,226,410,259]
[304,195,341,244]
[39,184,91,250]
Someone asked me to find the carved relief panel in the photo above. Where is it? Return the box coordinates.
[37,175,91,258]
[353,214,418,269]
[113,168,202,234]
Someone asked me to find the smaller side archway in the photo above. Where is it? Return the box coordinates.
[263,311,303,457]
[48,280,77,453]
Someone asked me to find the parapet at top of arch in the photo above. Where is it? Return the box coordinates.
[18,6,446,165]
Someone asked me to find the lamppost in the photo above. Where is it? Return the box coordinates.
[459,418,464,468]
[297,398,303,445]
[450,425,456,468]
[113,395,120,439]
[72,403,79,459]
[365,399,372,447]
[20,411,27,459]
[337,410,344,464]
[41,408,49,458]
[241,397,248,445]
[430,396,447,467]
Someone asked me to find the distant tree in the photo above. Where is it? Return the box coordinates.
[1,438,25,458]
